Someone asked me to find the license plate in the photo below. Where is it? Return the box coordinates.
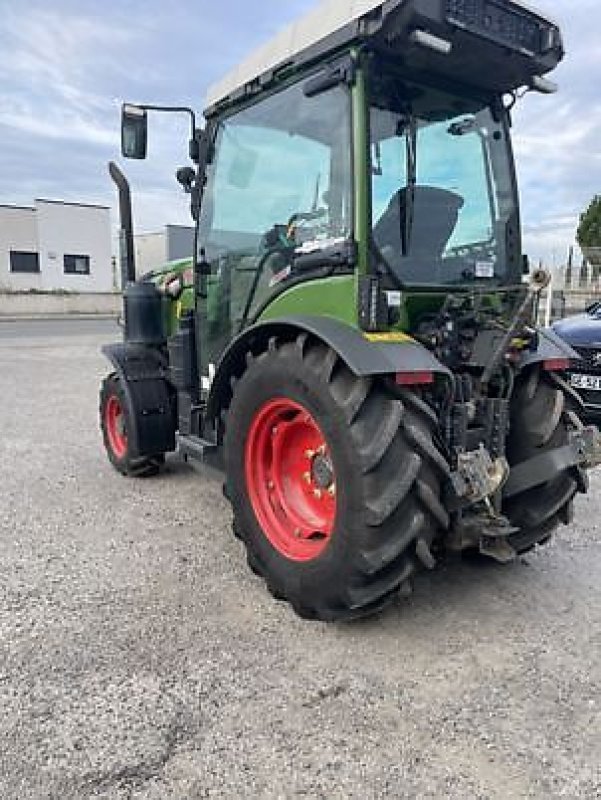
[570,373,601,391]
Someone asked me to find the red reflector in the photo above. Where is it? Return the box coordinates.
[395,371,434,386]
[543,359,570,372]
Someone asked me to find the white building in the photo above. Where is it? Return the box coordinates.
[134,225,195,276]
[0,199,114,293]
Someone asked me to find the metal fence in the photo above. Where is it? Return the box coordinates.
[537,287,601,327]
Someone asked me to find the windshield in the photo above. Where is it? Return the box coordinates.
[370,75,518,287]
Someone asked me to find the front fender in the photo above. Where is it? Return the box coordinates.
[102,342,175,457]
[206,316,451,422]
[102,342,169,381]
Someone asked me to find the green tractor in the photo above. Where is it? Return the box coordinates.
[100,0,601,621]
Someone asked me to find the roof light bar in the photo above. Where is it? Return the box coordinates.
[409,29,453,56]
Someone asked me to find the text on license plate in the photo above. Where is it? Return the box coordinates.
[570,373,601,391]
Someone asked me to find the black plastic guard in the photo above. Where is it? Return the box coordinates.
[102,343,175,458]
[519,328,580,370]
[102,342,168,382]
[206,315,450,422]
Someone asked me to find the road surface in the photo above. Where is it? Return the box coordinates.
[0,320,599,799]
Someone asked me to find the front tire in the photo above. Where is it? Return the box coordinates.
[224,336,450,621]
[99,373,164,478]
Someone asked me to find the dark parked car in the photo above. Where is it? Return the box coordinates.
[553,302,601,421]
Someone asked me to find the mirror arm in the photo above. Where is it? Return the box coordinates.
[137,104,196,138]
[132,103,201,162]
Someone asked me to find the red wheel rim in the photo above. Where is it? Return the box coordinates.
[105,395,128,459]
[245,398,337,562]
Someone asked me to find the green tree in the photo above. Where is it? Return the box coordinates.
[577,196,601,282]
[577,195,601,249]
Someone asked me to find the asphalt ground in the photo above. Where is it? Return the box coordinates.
[0,319,600,799]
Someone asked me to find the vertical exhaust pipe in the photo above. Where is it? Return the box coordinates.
[108,161,136,289]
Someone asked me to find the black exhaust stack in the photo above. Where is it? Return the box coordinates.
[108,161,166,346]
[109,161,136,289]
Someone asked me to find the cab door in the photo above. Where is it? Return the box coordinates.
[196,77,352,384]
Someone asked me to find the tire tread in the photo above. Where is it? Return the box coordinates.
[226,335,449,621]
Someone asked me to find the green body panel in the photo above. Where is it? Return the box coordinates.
[178,286,195,317]
[259,275,357,327]
[145,258,195,338]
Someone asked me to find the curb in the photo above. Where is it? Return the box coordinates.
[0,314,120,323]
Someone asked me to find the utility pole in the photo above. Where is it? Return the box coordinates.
[579,255,589,289]
[565,245,573,289]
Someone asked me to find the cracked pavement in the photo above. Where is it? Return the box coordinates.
[0,319,600,799]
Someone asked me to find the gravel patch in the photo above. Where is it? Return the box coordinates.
[0,322,599,799]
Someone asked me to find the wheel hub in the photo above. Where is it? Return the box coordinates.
[310,452,334,490]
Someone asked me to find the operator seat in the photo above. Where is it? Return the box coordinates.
[373,185,464,283]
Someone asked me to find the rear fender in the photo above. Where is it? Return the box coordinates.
[206,315,451,423]
[102,343,175,457]
[520,328,581,370]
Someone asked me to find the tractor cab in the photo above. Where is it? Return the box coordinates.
[190,0,563,367]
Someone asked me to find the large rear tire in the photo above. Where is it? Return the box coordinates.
[503,367,587,554]
[99,373,164,478]
[224,335,450,621]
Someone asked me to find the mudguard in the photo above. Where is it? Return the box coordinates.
[520,327,580,370]
[206,315,451,422]
[102,342,176,457]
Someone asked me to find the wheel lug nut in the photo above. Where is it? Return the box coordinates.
[305,449,315,459]
[328,484,336,497]
[313,489,323,499]
[303,472,312,485]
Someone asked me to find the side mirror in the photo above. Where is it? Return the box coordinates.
[522,254,530,276]
[121,104,148,159]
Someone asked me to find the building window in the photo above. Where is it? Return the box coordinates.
[64,254,91,275]
[10,250,40,273]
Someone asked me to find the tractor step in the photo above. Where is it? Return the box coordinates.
[177,433,222,469]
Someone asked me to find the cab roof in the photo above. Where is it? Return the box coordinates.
[205,0,384,109]
[204,0,563,116]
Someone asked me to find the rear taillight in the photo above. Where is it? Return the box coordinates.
[395,371,434,386]
[543,359,570,372]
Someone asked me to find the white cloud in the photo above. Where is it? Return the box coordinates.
[0,9,137,150]
[510,0,601,265]
[0,0,599,269]
[0,109,116,147]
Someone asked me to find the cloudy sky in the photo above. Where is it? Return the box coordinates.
[0,0,598,267]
